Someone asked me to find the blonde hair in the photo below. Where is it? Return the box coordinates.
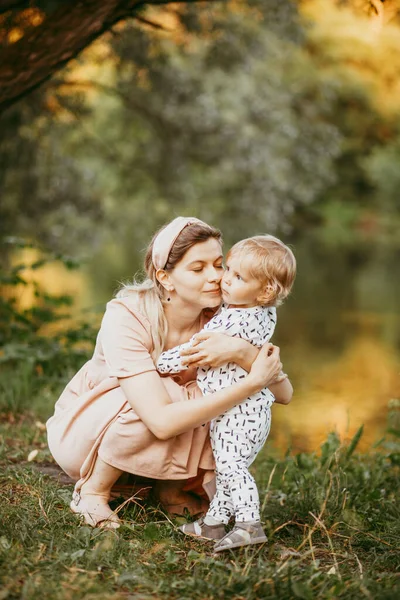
[228,235,296,307]
[116,221,222,360]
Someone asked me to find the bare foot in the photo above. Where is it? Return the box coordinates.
[153,480,209,517]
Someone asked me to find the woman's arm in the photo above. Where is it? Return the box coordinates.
[119,344,282,440]
[180,332,293,405]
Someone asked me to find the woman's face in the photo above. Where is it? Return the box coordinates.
[168,238,224,309]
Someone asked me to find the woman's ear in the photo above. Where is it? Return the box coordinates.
[156,269,173,292]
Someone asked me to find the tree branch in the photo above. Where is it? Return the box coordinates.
[0,0,214,114]
[134,13,170,30]
[0,0,27,14]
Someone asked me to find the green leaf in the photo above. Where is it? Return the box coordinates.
[69,548,86,561]
[320,432,341,466]
[387,428,400,439]
[291,580,313,599]
[346,425,364,459]
[143,523,159,541]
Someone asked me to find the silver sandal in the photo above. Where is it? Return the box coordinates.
[213,521,267,552]
[179,516,226,541]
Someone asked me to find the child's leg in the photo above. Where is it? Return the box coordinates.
[218,449,261,522]
[204,417,235,524]
[175,469,230,539]
[177,416,234,541]
[214,408,271,523]
[177,460,228,540]
[206,472,234,524]
[212,409,272,552]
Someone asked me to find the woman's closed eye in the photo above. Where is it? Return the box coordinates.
[192,262,223,273]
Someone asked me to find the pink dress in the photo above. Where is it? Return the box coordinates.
[46,295,215,496]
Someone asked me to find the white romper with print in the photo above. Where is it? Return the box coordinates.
[157,304,277,523]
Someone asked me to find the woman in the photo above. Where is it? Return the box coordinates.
[47,217,292,528]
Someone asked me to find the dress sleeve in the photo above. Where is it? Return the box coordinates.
[101,299,157,378]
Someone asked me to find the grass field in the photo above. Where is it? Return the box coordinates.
[1,405,399,600]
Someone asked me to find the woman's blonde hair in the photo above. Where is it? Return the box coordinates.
[228,235,296,306]
[116,221,222,360]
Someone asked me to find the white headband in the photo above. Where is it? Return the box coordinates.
[152,216,207,270]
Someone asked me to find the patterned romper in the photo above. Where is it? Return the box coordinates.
[157,304,276,523]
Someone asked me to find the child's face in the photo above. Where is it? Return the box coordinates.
[221,252,266,308]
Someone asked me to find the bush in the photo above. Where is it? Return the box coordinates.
[0,237,97,416]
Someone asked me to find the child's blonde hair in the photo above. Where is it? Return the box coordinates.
[228,235,296,306]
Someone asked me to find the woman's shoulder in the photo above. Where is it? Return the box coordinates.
[105,295,152,329]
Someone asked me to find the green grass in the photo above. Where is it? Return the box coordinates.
[0,402,399,600]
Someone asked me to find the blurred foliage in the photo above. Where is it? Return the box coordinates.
[0,0,400,269]
[297,0,400,245]
[0,238,96,414]
[91,1,340,240]
[0,92,104,257]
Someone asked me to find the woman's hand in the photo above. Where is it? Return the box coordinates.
[246,343,283,393]
[180,332,243,369]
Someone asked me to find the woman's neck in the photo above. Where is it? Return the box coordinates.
[164,300,202,344]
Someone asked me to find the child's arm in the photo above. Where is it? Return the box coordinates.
[157,307,276,374]
[156,309,244,374]
[157,341,192,374]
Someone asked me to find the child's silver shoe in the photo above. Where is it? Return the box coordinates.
[213,521,267,552]
[178,516,226,541]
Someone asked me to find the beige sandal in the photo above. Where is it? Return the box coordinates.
[70,491,121,529]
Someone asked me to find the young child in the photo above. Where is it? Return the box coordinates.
[157,235,296,552]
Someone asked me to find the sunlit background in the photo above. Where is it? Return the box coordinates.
[1,0,399,454]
